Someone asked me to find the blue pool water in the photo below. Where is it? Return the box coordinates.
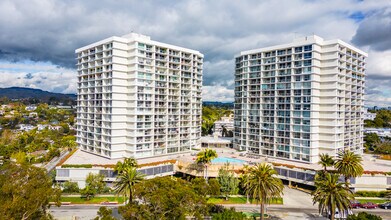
[212,157,246,164]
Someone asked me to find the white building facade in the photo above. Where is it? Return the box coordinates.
[363,107,376,121]
[76,33,203,159]
[234,35,367,163]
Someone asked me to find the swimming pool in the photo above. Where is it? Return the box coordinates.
[212,157,246,164]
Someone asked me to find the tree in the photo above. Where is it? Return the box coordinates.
[217,163,239,200]
[114,166,145,204]
[244,163,284,220]
[240,164,251,204]
[191,177,211,197]
[208,178,221,196]
[312,172,354,220]
[211,207,246,220]
[347,212,382,220]
[318,153,335,172]
[119,176,208,220]
[85,173,106,194]
[221,125,227,137]
[94,207,116,220]
[334,150,364,184]
[364,133,381,152]
[80,185,96,200]
[196,148,218,182]
[62,181,80,193]
[61,135,77,151]
[115,157,138,174]
[0,162,61,220]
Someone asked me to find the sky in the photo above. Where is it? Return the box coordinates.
[0,0,390,106]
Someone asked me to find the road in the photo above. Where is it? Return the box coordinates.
[49,188,391,220]
[49,205,121,220]
[49,205,391,220]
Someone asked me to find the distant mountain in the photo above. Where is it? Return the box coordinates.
[0,87,76,103]
[203,101,234,109]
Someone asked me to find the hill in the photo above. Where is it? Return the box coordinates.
[203,101,234,109]
[0,87,76,104]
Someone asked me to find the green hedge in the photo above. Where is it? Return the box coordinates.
[61,164,93,168]
[355,190,389,198]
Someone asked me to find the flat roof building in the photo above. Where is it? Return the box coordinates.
[76,33,203,159]
[234,35,367,163]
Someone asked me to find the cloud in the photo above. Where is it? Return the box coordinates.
[0,0,390,104]
[0,62,76,94]
[352,7,391,51]
[24,73,33,79]
[203,85,234,102]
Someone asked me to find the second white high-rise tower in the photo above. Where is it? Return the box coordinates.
[234,35,367,163]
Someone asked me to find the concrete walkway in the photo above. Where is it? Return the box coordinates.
[282,187,315,208]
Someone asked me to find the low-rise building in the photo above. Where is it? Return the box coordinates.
[213,114,234,136]
[29,112,38,118]
[364,128,391,138]
[25,106,37,111]
[200,135,233,148]
[37,124,48,131]
[364,108,376,121]
[18,124,35,131]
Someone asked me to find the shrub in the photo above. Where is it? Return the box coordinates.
[347,212,382,220]
[355,190,388,198]
[211,207,246,220]
[61,164,93,168]
[62,181,79,193]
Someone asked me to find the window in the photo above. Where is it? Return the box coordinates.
[295,47,302,53]
[304,52,312,59]
[303,60,312,66]
[304,45,312,51]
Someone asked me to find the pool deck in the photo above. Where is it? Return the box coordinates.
[62,148,391,173]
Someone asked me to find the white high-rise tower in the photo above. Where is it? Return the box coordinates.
[234,35,367,163]
[76,33,203,159]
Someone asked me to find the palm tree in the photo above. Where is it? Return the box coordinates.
[195,148,217,182]
[115,158,138,174]
[334,150,364,184]
[318,154,335,172]
[244,163,284,220]
[114,166,145,204]
[240,164,251,204]
[312,172,354,220]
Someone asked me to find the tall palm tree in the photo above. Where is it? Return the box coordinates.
[318,154,335,172]
[114,166,145,204]
[195,149,217,182]
[334,150,364,184]
[115,158,138,174]
[244,163,284,220]
[312,172,354,220]
[240,164,251,204]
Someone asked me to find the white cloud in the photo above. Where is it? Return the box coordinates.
[203,85,234,102]
[0,62,76,94]
[0,0,390,104]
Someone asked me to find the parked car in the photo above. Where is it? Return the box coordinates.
[350,200,362,209]
[361,202,378,209]
[379,202,391,210]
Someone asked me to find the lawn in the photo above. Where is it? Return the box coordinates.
[207,196,283,205]
[58,196,124,204]
[357,198,389,204]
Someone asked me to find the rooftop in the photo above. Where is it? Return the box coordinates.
[62,148,391,173]
[200,136,233,144]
